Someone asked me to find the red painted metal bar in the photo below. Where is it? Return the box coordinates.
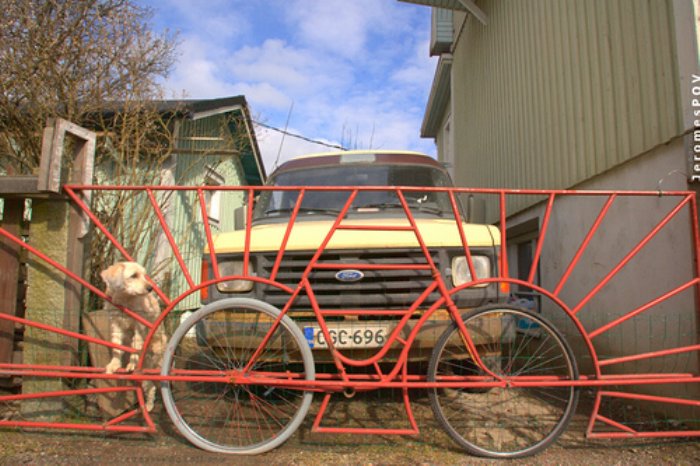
[239,283,305,375]
[243,188,255,276]
[335,224,415,231]
[600,390,700,407]
[63,186,171,307]
[448,190,476,282]
[105,409,140,427]
[599,344,700,367]
[270,189,306,282]
[146,188,195,289]
[571,195,692,314]
[553,194,616,296]
[312,263,432,270]
[528,193,555,284]
[0,313,137,354]
[319,309,413,316]
[396,190,439,274]
[301,189,359,276]
[0,226,153,328]
[330,282,439,368]
[589,278,700,339]
[64,183,695,197]
[0,420,154,433]
[589,431,700,439]
[594,414,637,434]
[0,385,137,402]
[198,188,220,280]
[499,191,508,280]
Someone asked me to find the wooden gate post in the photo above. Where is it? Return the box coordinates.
[21,119,95,417]
[0,199,22,376]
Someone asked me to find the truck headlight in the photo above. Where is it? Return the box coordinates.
[216,261,254,293]
[451,255,490,287]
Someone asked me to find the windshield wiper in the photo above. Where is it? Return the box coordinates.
[264,207,341,217]
[355,202,405,210]
[355,201,445,216]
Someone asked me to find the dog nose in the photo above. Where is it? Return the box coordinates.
[146,285,153,293]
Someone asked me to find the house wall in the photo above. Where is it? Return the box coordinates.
[428,0,699,411]
[165,114,247,311]
[445,0,682,215]
[505,138,700,411]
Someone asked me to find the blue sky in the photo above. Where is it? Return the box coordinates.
[137,0,437,171]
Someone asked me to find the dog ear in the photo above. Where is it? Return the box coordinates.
[100,263,125,295]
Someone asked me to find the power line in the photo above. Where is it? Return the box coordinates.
[253,120,348,152]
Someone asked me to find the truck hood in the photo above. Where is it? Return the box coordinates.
[207,218,500,254]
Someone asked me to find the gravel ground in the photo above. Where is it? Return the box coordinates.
[1,391,698,465]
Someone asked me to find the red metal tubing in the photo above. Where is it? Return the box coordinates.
[0,226,152,328]
[312,263,432,270]
[198,188,220,280]
[553,194,616,296]
[0,386,137,402]
[528,193,555,284]
[335,224,415,231]
[0,420,154,433]
[572,195,692,314]
[589,278,700,339]
[0,313,136,354]
[64,187,171,306]
[64,184,696,197]
[599,344,700,367]
[448,190,476,282]
[243,188,255,276]
[146,188,195,288]
[600,390,700,407]
[589,431,700,439]
[270,189,306,281]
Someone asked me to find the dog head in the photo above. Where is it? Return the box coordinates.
[100,262,154,299]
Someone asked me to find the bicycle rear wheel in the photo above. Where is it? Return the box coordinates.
[428,305,578,458]
[161,298,314,454]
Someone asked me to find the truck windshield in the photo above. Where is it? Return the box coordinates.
[254,164,455,220]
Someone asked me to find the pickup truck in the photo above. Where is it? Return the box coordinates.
[200,150,505,361]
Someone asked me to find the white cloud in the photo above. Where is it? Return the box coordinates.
[144,0,438,171]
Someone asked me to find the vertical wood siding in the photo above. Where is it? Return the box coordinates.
[450,0,682,216]
[168,115,246,311]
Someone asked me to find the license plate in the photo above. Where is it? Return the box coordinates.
[303,323,393,349]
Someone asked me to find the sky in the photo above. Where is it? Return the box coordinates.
[137,0,438,172]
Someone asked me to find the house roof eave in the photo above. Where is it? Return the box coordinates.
[421,54,452,138]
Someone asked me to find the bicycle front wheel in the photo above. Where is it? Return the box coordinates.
[428,305,578,458]
[161,298,315,454]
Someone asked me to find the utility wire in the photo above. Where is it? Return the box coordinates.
[272,101,294,171]
[253,120,348,152]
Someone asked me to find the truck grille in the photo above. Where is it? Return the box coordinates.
[257,250,443,312]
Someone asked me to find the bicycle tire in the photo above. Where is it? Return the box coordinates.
[161,298,315,454]
[427,304,579,458]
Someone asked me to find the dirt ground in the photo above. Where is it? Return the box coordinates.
[1,390,698,465]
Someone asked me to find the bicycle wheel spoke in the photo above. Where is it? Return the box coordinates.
[161,298,314,454]
[429,305,578,459]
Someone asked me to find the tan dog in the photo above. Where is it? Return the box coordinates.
[101,261,166,412]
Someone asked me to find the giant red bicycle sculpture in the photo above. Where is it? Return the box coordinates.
[0,184,699,459]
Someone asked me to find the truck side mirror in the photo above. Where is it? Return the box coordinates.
[467,195,486,224]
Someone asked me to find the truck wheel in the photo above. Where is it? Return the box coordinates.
[427,304,578,458]
[161,298,315,454]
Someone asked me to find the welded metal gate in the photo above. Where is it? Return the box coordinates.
[0,184,698,458]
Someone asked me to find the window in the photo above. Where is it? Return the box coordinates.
[203,166,224,227]
[506,218,541,311]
